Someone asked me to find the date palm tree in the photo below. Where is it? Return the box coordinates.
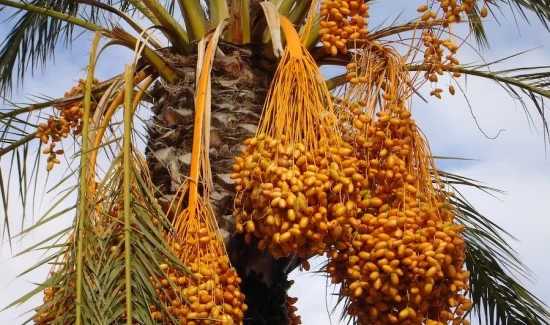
[0,0,549,324]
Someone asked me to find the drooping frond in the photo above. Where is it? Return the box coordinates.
[0,0,108,96]
[0,74,132,243]
[5,41,189,325]
[437,167,550,325]
[7,150,192,324]
[463,1,490,50]
[492,0,550,31]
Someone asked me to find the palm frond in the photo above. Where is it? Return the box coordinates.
[462,0,490,50]
[5,53,188,325]
[206,0,229,27]
[277,0,296,16]
[122,0,161,26]
[0,110,40,245]
[6,151,191,324]
[0,0,108,97]
[492,0,550,31]
[72,0,164,49]
[287,0,313,25]
[141,0,191,52]
[177,0,209,41]
[0,72,132,244]
[436,167,550,325]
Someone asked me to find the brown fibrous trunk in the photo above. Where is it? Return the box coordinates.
[146,42,300,325]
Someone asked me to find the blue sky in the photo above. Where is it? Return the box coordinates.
[1,1,550,324]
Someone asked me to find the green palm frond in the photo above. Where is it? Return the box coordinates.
[0,74,127,243]
[452,0,550,49]
[459,0,550,49]
[0,109,40,244]
[493,0,550,30]
[462,0,490,49]
[5,61,189,325]
[72,0,164,49]
[0,0,109,96]
[177,0,209,41]
[436,167,550,325]
[287,0,313,24]
[206,0,229,26]
[6,151,190,324]
[140,0,191,52]
[76,151,189,325]
[0,0,206,96]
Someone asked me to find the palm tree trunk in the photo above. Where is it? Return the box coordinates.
[146,42,300,325]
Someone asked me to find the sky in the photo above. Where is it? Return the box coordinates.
[1,1,550,324]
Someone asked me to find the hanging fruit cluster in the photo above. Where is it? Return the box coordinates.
[160,187,246,325]
[37,78,100,171]
[327,107,471,324]
[150,230,247,325]
[232,16,368,261]
[418,0,489,25]
[416,29,463,98]
[319,0,370,55]
[232,134,367,259]
[55,78,100,124]
[326,58,473,323]
[38,118,65,171]
[415,1,492,98]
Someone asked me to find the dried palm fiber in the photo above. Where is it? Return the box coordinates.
[160,21,247,325]
[231,14,370,261]
[324,44,472,325]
